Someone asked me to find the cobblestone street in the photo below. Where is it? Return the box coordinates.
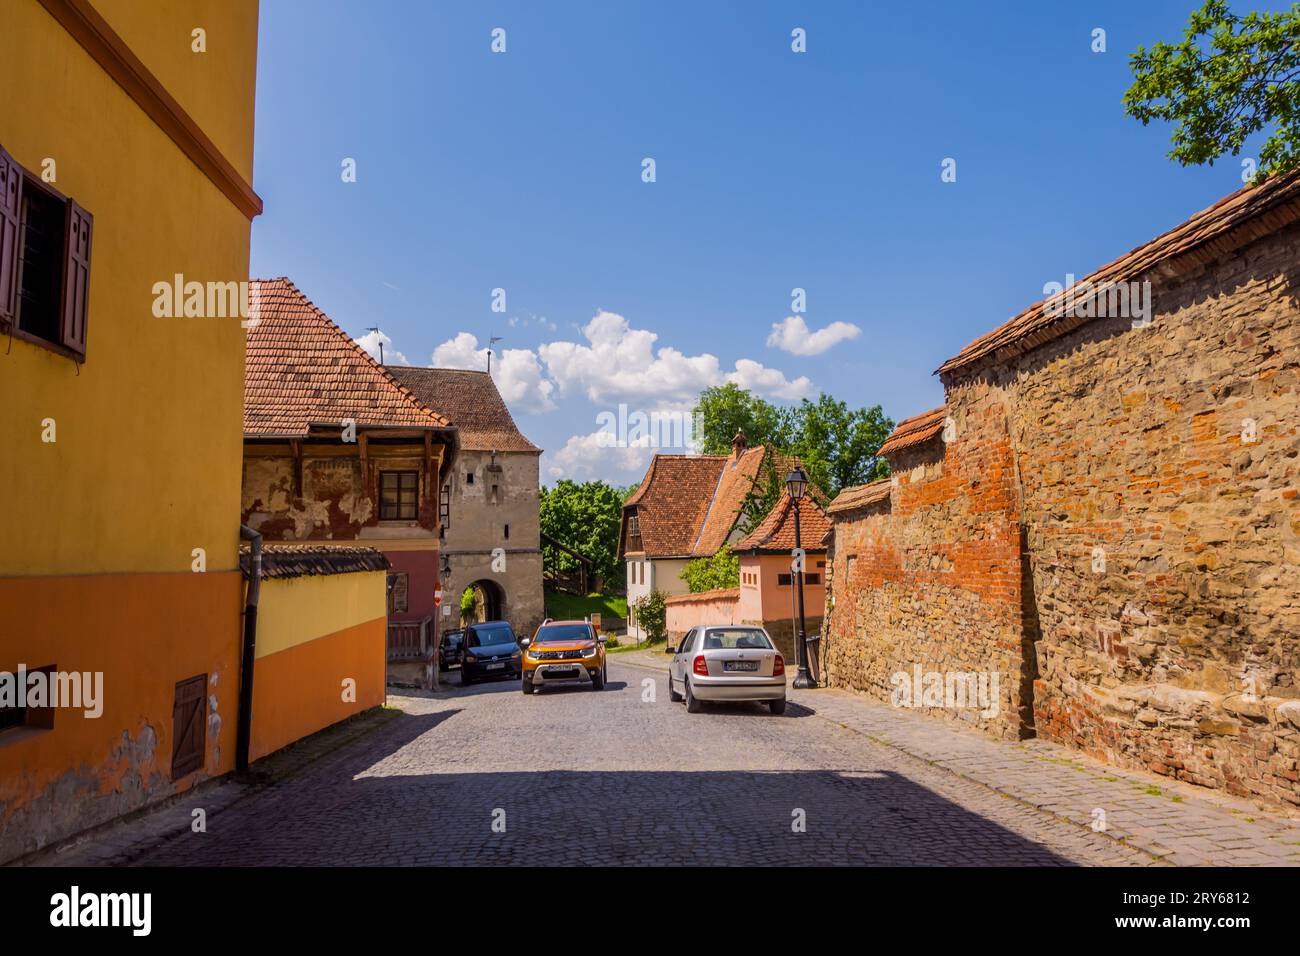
[35,654,1286,868]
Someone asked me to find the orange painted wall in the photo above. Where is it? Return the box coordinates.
[0,571,242,862]
[249,617,387,763]
[743,553,826,622]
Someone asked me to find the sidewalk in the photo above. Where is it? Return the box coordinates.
[614,648,1300,866]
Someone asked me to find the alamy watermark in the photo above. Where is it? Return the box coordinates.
[594,403,699,451]
[1042,274,1152,329]
[1,665,103,718]
[890,664,999,718]
[151,274,263,328]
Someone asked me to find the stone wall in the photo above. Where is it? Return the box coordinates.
[823,389,1030,740]
[442,449,545,641]
[825,216,1300,806]
[992,219,1300,807]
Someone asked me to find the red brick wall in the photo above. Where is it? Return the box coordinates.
[823,380,1032,739]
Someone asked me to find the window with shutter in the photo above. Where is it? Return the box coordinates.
[0,149,20,324]
[60,200,92,358]
[171,674,207,780]
[0,143,93,359]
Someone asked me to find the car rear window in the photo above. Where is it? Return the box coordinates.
[701,628,773,650]
[535,624,593,643]
[468,624,516,647]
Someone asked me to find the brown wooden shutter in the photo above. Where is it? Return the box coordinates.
[0,149,21,324]
[60,199,92,357]
[171,674,207,779]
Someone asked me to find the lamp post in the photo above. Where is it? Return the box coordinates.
[786,463,815,689]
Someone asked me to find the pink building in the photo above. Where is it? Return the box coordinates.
[663,491,831,663]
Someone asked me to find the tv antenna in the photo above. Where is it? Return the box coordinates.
[487,335,503,373]
[366,327,384,365]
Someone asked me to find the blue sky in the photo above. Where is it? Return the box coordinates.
[250,0,1280,485]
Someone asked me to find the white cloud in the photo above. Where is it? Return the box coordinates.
[726,358,814,400]
[539,310,813,403]
[545,428,656,480]
[431,309,817,431]
[431,332,556,411]
[766,315,861,356]
[353,329,410,366]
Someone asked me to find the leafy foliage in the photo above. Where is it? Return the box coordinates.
[459,585,477,623]
[680,544,741,593]
[694,383,797,455]
[539,479,626,587]
[692,384,893,504]
[630,589,667,642]
[1125,0,1300,178]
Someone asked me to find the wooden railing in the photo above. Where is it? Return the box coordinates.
[387,617,429,662]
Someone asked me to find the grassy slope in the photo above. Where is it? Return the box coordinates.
[543,589,628,622]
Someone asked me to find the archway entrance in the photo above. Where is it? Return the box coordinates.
[461,579,505,624]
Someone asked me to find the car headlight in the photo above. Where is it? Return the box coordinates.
[464,654,478,664]
[526,648,539,660]
[582,646,597,658]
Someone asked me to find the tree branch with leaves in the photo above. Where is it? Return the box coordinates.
[1126,0,1300,179]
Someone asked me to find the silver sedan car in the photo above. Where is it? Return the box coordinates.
[667,625,786,714]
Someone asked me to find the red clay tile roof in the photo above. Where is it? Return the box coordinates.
[623,454,730,558]
[239,544,390,579]
[938,171,1300,378]
[624,445,831,558]
[733,491,831,553]
[876,406,945,458]
[389,367,539,453]
[827,477,891,515]
[690,444,769,556]
[244,278,449,436]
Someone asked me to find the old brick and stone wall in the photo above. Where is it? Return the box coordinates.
[823,389,1030,740]
[995,220,1300,806]
[825,216,1300,806]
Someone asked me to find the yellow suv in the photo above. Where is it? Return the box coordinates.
[521,619,607,694]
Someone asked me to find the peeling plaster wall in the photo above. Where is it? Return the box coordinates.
[242,450,434,541]
[0,572,241,863]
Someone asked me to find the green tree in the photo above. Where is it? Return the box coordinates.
[788,394,892,493]
[691,385,893,508]
[1126,1,1300,178]
[680,544,740,593]
[539,479,625,588]
[693,383,795,455]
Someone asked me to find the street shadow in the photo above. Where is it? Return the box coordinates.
[134,762,1082,867]
[532,681,629,695]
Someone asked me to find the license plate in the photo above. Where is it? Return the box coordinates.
[724,660,759,672]
[486,662,505,670]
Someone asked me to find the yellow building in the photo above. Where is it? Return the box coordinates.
[0,0,261,862]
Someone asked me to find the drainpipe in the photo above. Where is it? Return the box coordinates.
[236,524,262,773]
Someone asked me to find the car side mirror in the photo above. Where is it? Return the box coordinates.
[666,645,677,655]
[597,634,607,643]
[519,637,531,648]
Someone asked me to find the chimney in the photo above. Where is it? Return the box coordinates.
[731,429,748,461]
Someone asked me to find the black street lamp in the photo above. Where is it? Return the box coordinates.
[786,463,816,689]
